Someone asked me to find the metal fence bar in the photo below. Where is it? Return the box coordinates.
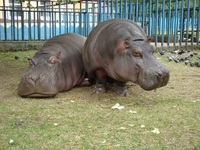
[186,0,190,45]
[135,0,138,22]
[161,0,165,47]
[28,1,31,40]
[3,0,7,40]
[11,0,15,40]
[98,0,102,23]
[167,0,171,46]
[128,0,132,20]
[180,0,184,45]
[197,1,200,45]
[148,0,152,37]
[141,0,145,29]
[191,0,196,46]
[155,0,158,46]
[174,0,178,46]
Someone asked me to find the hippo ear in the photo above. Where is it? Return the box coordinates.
[56,51,61,60]
[123,40,130,48]
[26,57,35,66]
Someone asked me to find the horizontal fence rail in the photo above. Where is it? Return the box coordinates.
[0,0,199,47]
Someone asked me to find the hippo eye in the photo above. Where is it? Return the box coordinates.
[132,49,142,57]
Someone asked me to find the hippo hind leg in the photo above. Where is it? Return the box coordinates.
[114,81,130,97]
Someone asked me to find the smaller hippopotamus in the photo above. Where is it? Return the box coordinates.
[18,33,89,98]
[82,19,170,96]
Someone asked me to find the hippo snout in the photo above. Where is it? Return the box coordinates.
[139,67,170,91]
[156,69,170,86]
[18,72,59,97]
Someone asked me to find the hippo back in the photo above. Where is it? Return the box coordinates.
[83,19,146,77]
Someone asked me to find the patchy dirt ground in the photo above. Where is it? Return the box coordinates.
[0,50,200,149]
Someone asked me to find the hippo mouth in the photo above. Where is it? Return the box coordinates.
[138,70,170,91]
[18,74,59,98]
[20,93,57,98]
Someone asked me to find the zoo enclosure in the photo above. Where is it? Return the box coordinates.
[0,0,199,47]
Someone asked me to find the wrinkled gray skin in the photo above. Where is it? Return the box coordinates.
[82,19,170,96]
[18,33,88,98]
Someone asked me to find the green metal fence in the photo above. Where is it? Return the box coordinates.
[0,0,199,47]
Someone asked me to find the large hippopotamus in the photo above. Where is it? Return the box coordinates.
[82,19,170,96]
[18,33,88,97]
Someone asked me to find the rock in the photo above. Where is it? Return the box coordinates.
[159,51,165,55]
[185,60,189,65]
[174,59,180,63]
[190,62,195,67]
[167,56,173,61]
[14,56,19,60]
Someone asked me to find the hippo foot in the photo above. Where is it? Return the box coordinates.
[93,83,106,94]
[114,83,129,97]
[79,78,91,86]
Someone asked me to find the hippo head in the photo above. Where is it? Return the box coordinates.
[18,51,64,97]
[111,39,170,91]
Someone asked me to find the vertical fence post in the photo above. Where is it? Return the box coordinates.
[155,0,158,46]
[73,3,76,33]
[37,1,40,40]
[44,2,47,40]
[197,0,200,45]
[111,0,113,19]
[115,0,118,18]
[86,0,89,36]
[79,1,82,35]
[191,0,196,45]
[20,1,24,41]
[180,0,185,45]
[59,3,61,35]
[103,0,105,21]
[28,1,31,40]
[51,1,54,37]
[98,0,102,23]
[92,2,95,28]
[148,0,152,37]
[128,0,132,20]
[65,1,68,34]
[11,0,15,40]
[186,0,190,45]
[161,0,165,47]
[107,0,109,19]
[3,0,7,40]
[174,0,178,46]
[141,0,145,29]
[119,0,122,18]
[167,0,171,46]
[124,0,127,19]
[135,0,138,22]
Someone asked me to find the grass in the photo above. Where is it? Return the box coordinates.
[0,49,200,150]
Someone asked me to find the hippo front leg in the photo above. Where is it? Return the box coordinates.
[114,81,130,97]
[93,70,107,93]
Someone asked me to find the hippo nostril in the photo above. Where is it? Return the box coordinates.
[27,74,32,80]
[157,73,163,79]
[40,73,45,79]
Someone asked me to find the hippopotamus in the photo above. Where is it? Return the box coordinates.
[82,18,170,96]
[18,33,88,98]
